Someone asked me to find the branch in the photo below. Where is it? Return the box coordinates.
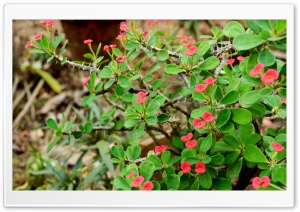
[140,41,181,59]
[212,44,233,56]
[104,95,125,111]
[214,56,226,77]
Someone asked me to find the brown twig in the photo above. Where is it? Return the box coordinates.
[13,82,34,111]
[147,130,161,146]
[23,80,35,120]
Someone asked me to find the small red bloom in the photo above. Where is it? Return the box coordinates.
[135,92,148,104]
[82,76,91,86]
[35,33,42,40]
[84,39,93,45]
[182,40,195,48]
[193,118,206,129]
[218,55,223,59]
[261,69,279,84]
[202,112,215,123]
[227,59,235,65]
[25,40,33,48]
[155,145,167,153]
[272,142,285,152]
[184,46,198,56]
[116,34,126,40]
[143,30,149,37]
[41,20,54,27]
[280,98,286,104]
[128,170,135,179]
[146,21,153,27]
[154,20,160,25]
[110,44,117,49]
[195,84,208,92]
[252,176,270,189]
[120,21,127,31]
[195,162,206,174]
[181,162,191,174]
[141,181,154,191]
[185,140,198,149]
[164,20,171,24]
[131,176,144,188]
[116,56,127,63]
[180,35,191,43]
[103,45,109,51]
[250,63,264,76]
[237,56,244,62]
[204,77,216,86]
[181,133,193,143]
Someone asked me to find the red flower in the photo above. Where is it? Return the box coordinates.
[218,55,223,59]
[154,20,160,25]
[195,84,208,92]
[120,21,127,31]
[25,40,33,48]
[195,162,206,174]
[237,56,244,62]
[261,69,279,84]
[180,35,191,43]
[143,30,149,37]
[82,76,91,86]
[35,33,42,40]
[116,34,126,40]
[135,92,148,104]
[193,118,206,129]
[272,142,285,152]
[185,140,198,149]
[110,44,117,49]
[202,112,215,123]
[182,40,195,48]
[155,145,167,153]
[181,133,193,143]
[141,181,154,191]
[252,176,270,189]
[204,77,216,86]
[146,21,153,27]
[184,46,198,56]
[116,56,127,63]
[103,45,109,51]
[164,20,171,24]
[131,176,144,188]
[128,170,135,179]
[180,162,191,174]
[280,98,286,104]
[227,59,235,65]
[250,63,264,76]
[41,20,54,27]
[84,39,93,45]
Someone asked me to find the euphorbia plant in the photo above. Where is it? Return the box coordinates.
[26,19,287,191]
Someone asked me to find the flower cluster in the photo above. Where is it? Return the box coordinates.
[116,21,127,40]
[271,142,285,152]
[193,112,215,129]
[183,40,198,56]
[135,92,148,104]
[25,20,54,48]
[250,63,279,84]
[194,77,216,93]
[181,133,197,148]
[180,162,206,174]
[130,176,154,190]
[154,145,167,153]
[252,176,270,189]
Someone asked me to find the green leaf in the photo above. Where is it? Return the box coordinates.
[226,158,242,180]
[212,178,232,190]
[215,85,223,101]
[190,107,210,118]
[216,109,231,128]
[225,78,241,94]
[148,155,163,170]
[41,34,49,49]
[223,134,241,148]
[246,20,271,34]
[82,93,96,106]
[223,21,245,38]
[54,34,64,51]
[220,90,239,104]
[104,79,115,90]
[230,108,252,125]
[97,140,115,176]
[83,53,94,59]
[247,103,266,117]
[172,137,185,150]
[244,144,269,163]
[46,118,58,130]
[197,42,210,56]
[164,64,185,75]
[225,152,240,164]
[111,145,125,159]
[258,47,276,67]
[87,72,96,91]
[209,154,225,166]
[199,172,212,189]
[99,67,113,78]
[145,115,158,125]
[276,20,286,34]
[192,92,205,101]
[272,167,286,185]
[118,76,131,88]
[200,134,212,154]
[258,87,273,97]
[233,34,266,51]
[46,56,54,63]
[199,56,220,70]
[191,178,200,190]
[46,135,62,153]
[113,175,131,190]
[223,65,232,81]
[161,151,171,165]
[147,95,165,114]
[140,160,155,181]
[214,141,239,152]
[66,115,76,132]
[218,122,234,133]
[132,145,141,160]
[166,174,180,190]
[245,133,261,146]
[239,90,261,108]
[130,123,145,140]
[84,122,93,133]
[157,113,169,123]
[157,49,169,61]
[134,58,145,71]
[264,95,281,108]
[84,162,104,188]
